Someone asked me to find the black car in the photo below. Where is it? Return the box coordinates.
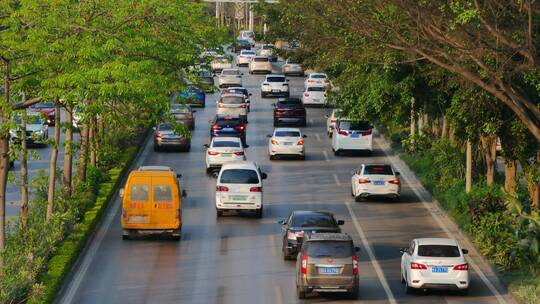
[210,114,247,144]
[278,211,344,260]
[232,39,251,53]
[273,97,307,127]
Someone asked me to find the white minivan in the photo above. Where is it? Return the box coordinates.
[215,161,267,218]
[332,119,373,155]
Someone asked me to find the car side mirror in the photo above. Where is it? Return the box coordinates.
[396,171,401,176]
[324,114,329,118]
[399,247,408,254]
[302,134,307,138]
[277,219,286,225]
[248,93,252,96]
[337,220,345,225]
[286,79,290,82]
[119,188,124,198]
[176,174,183,179]
[355,246,361,252]
[152,127,157,130]
[266,134,272,138]
[203,144,209,148]
[462,249,469,255]
[261,172,268,179]
[182,189,187,197]
[244,144,250,148]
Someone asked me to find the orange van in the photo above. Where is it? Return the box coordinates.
[120,166,184,240]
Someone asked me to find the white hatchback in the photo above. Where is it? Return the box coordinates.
[218,69,243,88]
[301,85,327,106]
[304,73,330,89]
[237,50,256,67]
[267,128,306,160]
[401,238,470,294]
[351,164,401,201]
[205,137,246,173]
[249,56,272,74]
[332,119,373,155]
[215,161,267,218]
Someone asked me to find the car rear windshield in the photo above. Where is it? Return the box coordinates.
[220,97,244,104]
[254,57,268,62]
[242,51,256,56]
[198,71,211,77]
[307,86,325,92]
[364,165,393,175]
[237,39,249,44]
[275,131,300,137]
[216,119,241,127]
[213,140,241,148]
[278,100,302,107]
[311,74,327,79]
[32,102,54,108]
[130,184,149,202]
[267,76,285,82]
[154,185,172,201]
[227,89,247,95]
[220,169,260,184]
[292,213,335,227]
[222,70,239,75]
[307,241,353,258]
[339,120,370,131]
[418,245,461,257]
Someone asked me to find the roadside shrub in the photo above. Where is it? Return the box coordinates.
[473,212,517,270]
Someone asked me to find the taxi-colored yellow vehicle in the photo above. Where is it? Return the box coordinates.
[120,166,184,240]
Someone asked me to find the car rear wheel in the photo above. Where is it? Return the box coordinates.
[334,149,341,156]
[216,210,224,218]
[255,207,263,218]
[297,287,307,299]
[153,144,160,152]
[354,195,364,202]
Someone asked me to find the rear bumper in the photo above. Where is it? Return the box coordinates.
[270,145,304,156]
[409,271,469,290]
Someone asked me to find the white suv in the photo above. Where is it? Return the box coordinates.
[261,74,289,98]
[401,238,470,295]
[249,56,272,74]
[332,119,373,155]
[215,161,267,218]
[351,164,401,201]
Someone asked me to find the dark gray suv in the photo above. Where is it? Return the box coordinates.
[296,233,360,299]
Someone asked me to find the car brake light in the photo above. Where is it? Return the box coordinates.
[155,131,162,138]
[453,263,468,271]
[297,140,304,145]
[207,151,219,155]
[388,179,401,185]
[271,139,279,145]
[235,125,245,131]
[212,125,222,130]
[218,103,225,108]
[324,80,329,83]
[234,151,244,156]
[308,80,315,83]
[360,129,372,136]
[216,186,229,192]
[239,104,247,108]
[359,178,370,184]
[287,231,304,240]
[304,93,309,97]
[337,129,348,136]
[301,255,308,274]
[330,119,337,123]
[411,262,427,270]
[352,256,359,275]
[249,186,262,192]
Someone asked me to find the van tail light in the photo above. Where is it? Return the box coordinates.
[271,139,279,145]
[297,140,304,145]
[337,129,348,136]
[301,255,308,274]
[360,129,372,136]
[410,262,427,270]
[388,178,401,185]
[239,104,247,108]
[207,151,219,156]
[216,186,229,192]
[352,256,359,275]
[358,178,371,184]
[249,186,262,192]
[234,151,244,156]
[453,263,468,271]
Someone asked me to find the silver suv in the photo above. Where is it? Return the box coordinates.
[296,233,360,299]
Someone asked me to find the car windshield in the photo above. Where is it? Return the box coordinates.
[339,120,370,131]
[307,86,325,92]
[275,131,300,137]
[220,169,259,184]
[220,96,244,104]
[267,76,285,82]
[364,165,393,175]
[418,245,461,257]
[15,115,43,125]
[307,241,353,258]
[237,39,250,44]
[242,51,256,56]
[292,213,335,227]
[278,100,301,107]
[311,74,327,79]
[32,102,54,109]
[222,70,239,76]
[213,140,241,148]
[227,89,247,95]
[262,45,273,49]
[254,57,268,62]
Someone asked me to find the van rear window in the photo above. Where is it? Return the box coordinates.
[220,169,259,184]
[307,241,353,258]
[154,185,172,201]
[131,185,149,201]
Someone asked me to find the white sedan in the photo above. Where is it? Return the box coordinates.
[267,128,306,160]
[237,50,256,67]
[304,73,330,89]
[301,85,327,106]
[351,164,401,201]
[401,238,470,295]
[218,68,243,88]
[205,137,246,173]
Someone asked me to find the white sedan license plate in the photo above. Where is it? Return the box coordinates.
[372,181,385,186]
[283,142,293,146]
[431,267,448,273]
[319,267,339,275]
[271,89,280,93]
[221,153,232,157]
[231,195,247,202]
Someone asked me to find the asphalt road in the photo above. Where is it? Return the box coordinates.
[56,55,517,304]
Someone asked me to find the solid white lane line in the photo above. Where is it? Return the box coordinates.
[315,133,322,142]
[274,285,283,304]
[346,202,397,304]
[333,173,341,186]
[322,150,329,161]
[57,134,153,304]
[379,141,508,304]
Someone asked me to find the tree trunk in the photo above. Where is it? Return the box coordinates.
[480,135,497,186]
[89,119,96,167]
[410,97,416,137]
[47,102,61,220]
[0,58,11,267]
[466,140,473,193]
[504,159,517,194]
[20,101,29,229]
[63,108,73,194]
[77,122,89,182]
[529,150,540,210]
[449,124,457,144]
[441,116,449,138]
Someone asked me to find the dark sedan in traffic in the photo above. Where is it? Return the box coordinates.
[273,97,307,127]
